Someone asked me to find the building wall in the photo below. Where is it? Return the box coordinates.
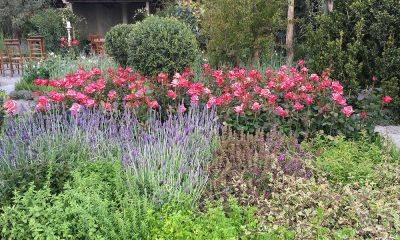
[72,2,146,38]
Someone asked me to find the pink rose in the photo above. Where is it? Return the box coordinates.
[341,106,354,118]
[3,100,17,115]
[382,96,393,104]
[251,102,261,112]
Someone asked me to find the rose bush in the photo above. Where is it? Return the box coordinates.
[21,61,396,138]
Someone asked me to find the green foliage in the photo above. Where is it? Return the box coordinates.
[0,160,269,239]
[158,2,206,48]
[0,134,91,207]
[203,0,285,66]
[23,8,81,52]
[299,0,400,120]
[0,0,53,36]
[105,24,135,67]
[312,135,397,184]
[0,90,5,128]
[127,16,199,77]
[259,169,400,238]
[148,198,266,239]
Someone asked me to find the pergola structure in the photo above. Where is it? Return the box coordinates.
[65,0,156,37]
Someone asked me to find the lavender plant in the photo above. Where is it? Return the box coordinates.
[0,107,219,205]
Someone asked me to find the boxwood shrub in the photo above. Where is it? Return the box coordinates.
[105,24,134,66]
[127,16,199,77]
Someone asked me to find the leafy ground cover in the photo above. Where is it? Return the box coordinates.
[0,107,399,239]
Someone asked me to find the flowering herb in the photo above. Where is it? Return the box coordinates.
[0,107,219,204]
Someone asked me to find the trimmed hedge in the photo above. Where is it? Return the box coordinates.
[127,16,199,77]
[105,24,134,66]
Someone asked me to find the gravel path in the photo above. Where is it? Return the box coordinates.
[375,126,400,150]
[0,75,21,94]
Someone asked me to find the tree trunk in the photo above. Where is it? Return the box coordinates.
[327,0,334,12]
[286,0,295,66]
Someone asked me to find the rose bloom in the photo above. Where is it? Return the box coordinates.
[157,72,168,84]
[167,90,177,100]
[275,106,288,118]
[147,100,159,109]
[102,102,113,111]
[84,99,96,108]
[190,95,199,105]
[107,90,118,101]
[293,102,305,111]
[304,95,314,105]
[234,104,244,115]
[251,102,261,112]
[48,91,65,102]
[66,89,78,98]
[71,39,80,46]
[34,78,48,86]
[206,96,216,109]
[382,96,393,104]
[3,100,17,114]
[341,106,354,118]
[203,87,211,95]
[360,111,368,119]
[70,103,82,115]
[309,74,320,82]
[331,81,344,94]
[332,93,347,106]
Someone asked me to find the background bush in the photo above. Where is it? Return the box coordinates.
[105,24,134,67]
[0,90,5,128]
[127,16,199,77]
[298,0,400,121]
[22,8,81,53]
[203,0,285,66]
[0,159,272,239]
[0,0,54,36]
[312,135,393,184]
[158,2,206,48]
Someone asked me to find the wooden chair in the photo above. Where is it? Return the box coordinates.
[88,34,100,54]
[4,39,24,76]
[93,38,105,55]
[27,36,46,61]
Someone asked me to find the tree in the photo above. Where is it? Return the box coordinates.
[286,0,295,66]
[203,0,285,66]
[0,0,55,36]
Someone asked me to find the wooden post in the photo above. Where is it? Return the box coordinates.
[145,1,150,15]
[327,0,334,12]
[96,4,103,36]
[122,3,128,24]
[286,0,295,66]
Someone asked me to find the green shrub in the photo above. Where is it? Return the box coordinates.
[259,172,400,239]
[105,24,134,66]
[0,160,271,239]
[298,0,400,121]
[158,2,206,48]
[127,16,199,77]
[0,134,91,206]
[23,8,81,52]
[203,0,285,66]
[0,90,5,128]
[312,136,395,184]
